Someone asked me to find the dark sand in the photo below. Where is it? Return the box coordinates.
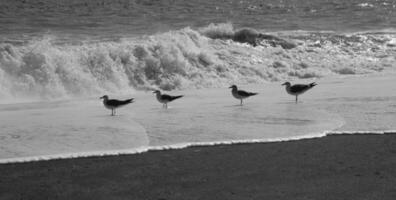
[1,133,396,200]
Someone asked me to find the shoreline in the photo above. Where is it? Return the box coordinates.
[1,133,396,200]
[0,131,329,164]
[2,130,395,164]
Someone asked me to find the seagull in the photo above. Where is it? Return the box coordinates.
[100,95,134,116]
[153,90,183,108]
[281,82,317,103]
[229,85,258,105]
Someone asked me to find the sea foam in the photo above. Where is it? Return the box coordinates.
[1,130,395,164]
[0,24,395,101]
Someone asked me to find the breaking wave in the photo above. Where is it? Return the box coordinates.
[1,23,395,101]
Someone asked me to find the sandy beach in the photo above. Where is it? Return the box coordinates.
[1,133,395,200]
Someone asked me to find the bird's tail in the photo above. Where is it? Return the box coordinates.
[309,82,317,88]
[171,95,184,101]
[124,98,134,104]
[249,92,258,96]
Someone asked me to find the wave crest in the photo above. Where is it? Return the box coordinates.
[1,24,395,101]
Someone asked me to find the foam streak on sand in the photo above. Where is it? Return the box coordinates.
[1,130,395,164]
[2,134,332,164]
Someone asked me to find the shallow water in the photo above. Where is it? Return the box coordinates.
[1,74,395,162]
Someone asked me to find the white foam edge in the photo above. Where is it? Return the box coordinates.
[1,130,395,164]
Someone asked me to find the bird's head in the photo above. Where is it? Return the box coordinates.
[100,95,109,100]
[229,85,237,89]
[282,82,291,86]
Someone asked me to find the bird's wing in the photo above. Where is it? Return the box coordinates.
[160,94,174,101]
[107,99,133,107]
[122,98,134,104]
[170,95,183,101]
[289,84,310,93]
[161,94,183,101]
[237,90,257,97]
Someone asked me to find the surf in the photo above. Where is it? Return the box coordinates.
[0,23,395,103]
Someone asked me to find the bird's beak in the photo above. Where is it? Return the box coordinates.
[99,96,103,99]
[152,91,156,93]
[228,86,232,88]
[281,83,286,86]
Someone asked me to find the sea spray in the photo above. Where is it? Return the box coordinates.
[0,24,395,101]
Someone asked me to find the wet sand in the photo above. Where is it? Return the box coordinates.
[1,133,396,200]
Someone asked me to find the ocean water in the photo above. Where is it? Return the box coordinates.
[1,74,396,163]
[0,0,396,162]
[1,0,396,40]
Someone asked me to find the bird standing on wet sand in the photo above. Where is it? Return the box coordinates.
[282,82,317,103]
[153,90,183,109]
[229,85,258,105]
[100,95,134,116]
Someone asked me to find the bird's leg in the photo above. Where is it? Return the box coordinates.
[240,99,243,106]
[111,109,114,116]
[295,95,298,103]
[114,109,116,115]
[165,103,168,109]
